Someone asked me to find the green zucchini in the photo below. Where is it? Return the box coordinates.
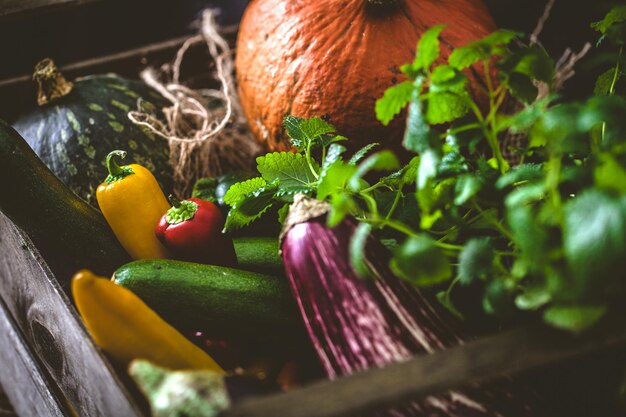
[112,259,301,339]
[0,118,130,285]
[233,237,283,275]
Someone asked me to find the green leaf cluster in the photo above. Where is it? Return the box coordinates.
[223,7,626,333]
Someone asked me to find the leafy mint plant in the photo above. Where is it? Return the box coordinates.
[373,16,626,332]
[224,9,626,333]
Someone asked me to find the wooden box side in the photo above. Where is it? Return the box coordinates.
[0,213,143,417]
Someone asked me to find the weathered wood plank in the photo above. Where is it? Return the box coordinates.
[0,212,143,417]
[0,386,17,417]
[0,297,67,416]
[0,27,237,122]
[0,0,101,19]
[223,322,626,417]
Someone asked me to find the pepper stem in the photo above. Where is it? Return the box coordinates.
[168,194,182,208]
[105,150,135,184]
[165,199,199,225]
[33,58,74,106]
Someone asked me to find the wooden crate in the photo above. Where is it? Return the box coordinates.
[1,1,626,416]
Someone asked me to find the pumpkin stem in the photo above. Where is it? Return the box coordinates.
[33,58,74,106]
[366,0,397,5]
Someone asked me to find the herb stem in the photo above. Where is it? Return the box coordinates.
[361,193,379,218]
[360,182,391,194]
[546,154,563,222]
[609,46,623,96]
[601,46,623,143]
[373,218,417,237]
[436,242,464,251]
[481,60,507,174]
[444,123,482,137]
[472,201,515,242]
[385,186,404,220]
[305,142,320,180]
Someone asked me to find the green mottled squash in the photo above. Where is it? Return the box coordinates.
[13,59,173,206]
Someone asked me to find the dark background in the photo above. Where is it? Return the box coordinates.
[0,0,619,86]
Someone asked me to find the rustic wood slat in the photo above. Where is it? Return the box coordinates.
[0,0,102,20]
[223,322,626,417]
[0,212,143,417]
[0,386,17,417]
[0,297,66,417]
[0,24,237,88]
[0,27,238,122]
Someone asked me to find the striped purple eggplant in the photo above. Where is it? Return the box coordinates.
[280,195,538,417]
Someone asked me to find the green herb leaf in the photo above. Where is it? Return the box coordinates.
[426,92,469,125]
[563,190,626,290]
[580,96,626,147]
[349,151,400,191]
[381,156,420,187]
[595,153,626,193]
[327,193,354,227]
[277,203,290,224]
[543,305,607,332]
[375,81,414,126]
[515,287,551,310]
[449,30,520,70]
[391,235,452,286]
[349,143,380,165]
[317,162,357,200]
[223,177,267,207]
[257,152,319,189]
[403,91,439,154]
[591,5,626,45]
[496,163,543,189]
[437,291,464,320]
[426,67,470,124]
[350,223,373,277]
[449,46,484,70]
[506,194,549,273]
[458,237,494,285]
[284,116,337,150]
[507,72,539,104]
[438,149,469,177]
[454,174,483,205]
[417,149,439,190]
[413,25,446,71]
[321,143,346,172]
[594,67,620,95]
[191,177,219,204]
[592,6,626,34]
[483,279,516,317]
[499,45,555,83]
[224,182,278,231]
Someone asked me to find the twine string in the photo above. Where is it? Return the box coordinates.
[128,9,258,196]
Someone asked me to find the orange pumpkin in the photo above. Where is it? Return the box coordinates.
[235,0,497,153]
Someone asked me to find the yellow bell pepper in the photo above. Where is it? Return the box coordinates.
[72,269,224,373]
[96,150,169,260]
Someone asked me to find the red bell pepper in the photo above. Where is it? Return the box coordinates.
[155,197,237,267]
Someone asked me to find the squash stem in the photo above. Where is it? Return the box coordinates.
[33,58,74,106]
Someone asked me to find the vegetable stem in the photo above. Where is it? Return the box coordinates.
[472,201,515,242]
[104,150,135,183]
[385,187,404,220]
[546,154,563,222]
[305,142,320,180]
[601,46,623,143]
